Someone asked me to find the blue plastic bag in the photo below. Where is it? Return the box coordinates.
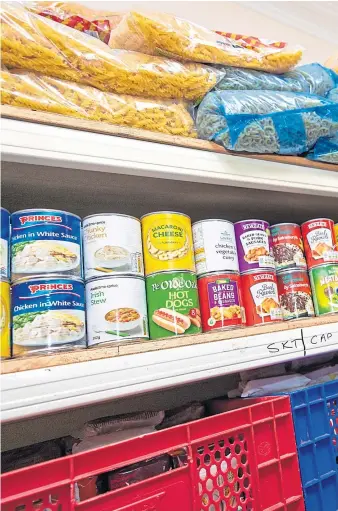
[327,87,338,103]
[196,90,338,155]
[215,63,338,97]
[307,134,338,164]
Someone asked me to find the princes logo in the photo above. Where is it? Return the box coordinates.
[19,215,63,225]
[28,283,73,294]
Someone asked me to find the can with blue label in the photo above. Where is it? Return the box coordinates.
[12,274,86,356]
[11,209,82,281]
[1,208,10,279]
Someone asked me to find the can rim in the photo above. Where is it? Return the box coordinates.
[277,268,308,275]
[146,270,196,278]
[301,218,334,227]
[1,207,10,215]
[309,263,338,271]
[12,274,84,285]
[270,223,300,229]
[86,274,145,283]
[192,219,234,226]
[0,277,10,283]
[241,269,277,276]
[197,271,239,279]
[234,219,269,226]
[83,213,140,222]
[140,211,191,221]
[12,209,81,221]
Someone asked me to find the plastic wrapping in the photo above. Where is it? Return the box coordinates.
[157,403,205,430]
[307,134,338,164]
[108,454,171,491]
[79,411,165,438]
[215,63,338,97]
[106,11,302,73]
[1,70,197,137]
[328,87,338,103]
[1,3,218,101]
[196,90,338,155]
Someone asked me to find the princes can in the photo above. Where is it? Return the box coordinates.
[301,218,338,269]
[234,219,275,274]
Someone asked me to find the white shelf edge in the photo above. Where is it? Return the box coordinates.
[2,118,338,197]
[2,320,338,422]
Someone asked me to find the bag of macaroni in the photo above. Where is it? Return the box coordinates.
[301,218,338,269]
[197,272,245,332]
[146,271,201,340]
[241,270,283,326]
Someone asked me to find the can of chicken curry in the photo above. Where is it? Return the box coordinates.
[141,212,195,276]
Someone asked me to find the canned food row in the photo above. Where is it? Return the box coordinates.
[2,209,338,282]
[2,263,338,359]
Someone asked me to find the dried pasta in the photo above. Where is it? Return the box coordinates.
[1,69,197,137]
[107,11,302,73]
[0,3,218,101]
[328,88,338,103]
[196,90,338,155]
[307,134,338,164]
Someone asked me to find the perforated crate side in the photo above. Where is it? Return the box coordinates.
[289,380,338,511]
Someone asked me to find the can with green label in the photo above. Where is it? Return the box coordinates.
[146,271,201,340]
[309,264,338,315]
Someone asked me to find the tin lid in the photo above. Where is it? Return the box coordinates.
[13,274,84,285]
[197,271,239,279]
[140,211,191,221]
[83,213,140,222]
[1,207,10,215]
[270,223,300,229]
[241,268,277,276]
[86,274,145,284]
[12,209,81,221]
[276,268,308,276]
[301,218,334,227]
[192,219,234,227]
[309,263,338,272]
[146,270,196,278]
[234,219,269,225]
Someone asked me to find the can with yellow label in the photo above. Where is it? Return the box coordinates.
[1,278,10,359]
[335,223,338,246]
[141,212,195,276]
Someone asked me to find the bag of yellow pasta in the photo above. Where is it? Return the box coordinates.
[0,3,218,101]
[1,69,196,137]
[107,11,302,73]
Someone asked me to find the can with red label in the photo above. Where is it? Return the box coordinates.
[234,219,275,274]
[241,270,283,326]
[197,272,245,332]
[277,270,314,321]
[270,223,307,273]
[301,218,338,269]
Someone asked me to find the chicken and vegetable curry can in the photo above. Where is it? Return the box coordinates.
[11,209,82,281]
[1,208,10,279]
[309,264,338,316]
[301,218,338,269]
[86,275,149,346]
[141,212,195,276]
[1,278,10,359]
[241,270,283,326]
[83,214,144,280]
[146,271,201,340]
[12,275,86,356]
[234,219,274,274]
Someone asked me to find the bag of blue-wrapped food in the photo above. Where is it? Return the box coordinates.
[196,90,338,155]
[307,134,338,164]
[327,87,338,103]
[214,63,338,98]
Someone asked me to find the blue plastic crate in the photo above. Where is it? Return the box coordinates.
[288,380,338,511]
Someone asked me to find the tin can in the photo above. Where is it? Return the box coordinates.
[277,270,314,321]
[146,271,201,340]
[335,224,338,246]
[309,264,338,316]
[241,270,282,326]
[234,219,274,274]
[141,212,195,276]
[83,214,144,280]
[1,208,10,279]
[301,218,338,269]
[86,275,149,346]
[192,220,238,275]
[197,272,245,332]
[11,209,82,281]
[12,275,86,356]
[1,278,10,359]
[270,223,307,273]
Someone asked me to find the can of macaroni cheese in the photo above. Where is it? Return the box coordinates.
[83,214,144,280]
[1,208,10,279]
[141,212,195,276]
[234,219,274,274]
[1,278,10,359]
[301,218,338,269]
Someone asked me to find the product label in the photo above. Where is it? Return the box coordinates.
[83,216,143,279]
[277,272,314,320]
[0,281,10,358]
[271,224,306,271]
[11,210,82,278]
[206,278,242,328]
[193,221,238,274]
[306,228,334,257]
[86,277,148,346]
[12,278,86,354]
[249,281,282,320]
[1,209,10,279]
[310,265,338,315]
[235,221,274,273]
[146,272,201,340]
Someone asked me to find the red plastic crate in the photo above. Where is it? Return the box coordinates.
[1,396,304,511]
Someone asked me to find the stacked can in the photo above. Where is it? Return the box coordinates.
[9,209,86,356]
[234,219,282,326]
[192,219,245,332]
[271,223,314,321]
[301,218,338,316]
[83,214,148,346]
[142,212,201,340]
[1,207,11,358]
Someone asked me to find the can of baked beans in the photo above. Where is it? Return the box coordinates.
[86,275,149,346]
[301,218,338,269]
[141,212,195,276]
[192,220,238,275]
[197,272,245,332]
[270,223,307,273]
[234,219,274,274]
[309,264,338,316]
[277,269,314,321]
[241,270,282,326]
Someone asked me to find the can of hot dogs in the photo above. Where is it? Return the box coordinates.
[146,271,201,340]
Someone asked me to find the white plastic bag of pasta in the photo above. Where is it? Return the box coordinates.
[306,134,338,164]
[196,90,338,155]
